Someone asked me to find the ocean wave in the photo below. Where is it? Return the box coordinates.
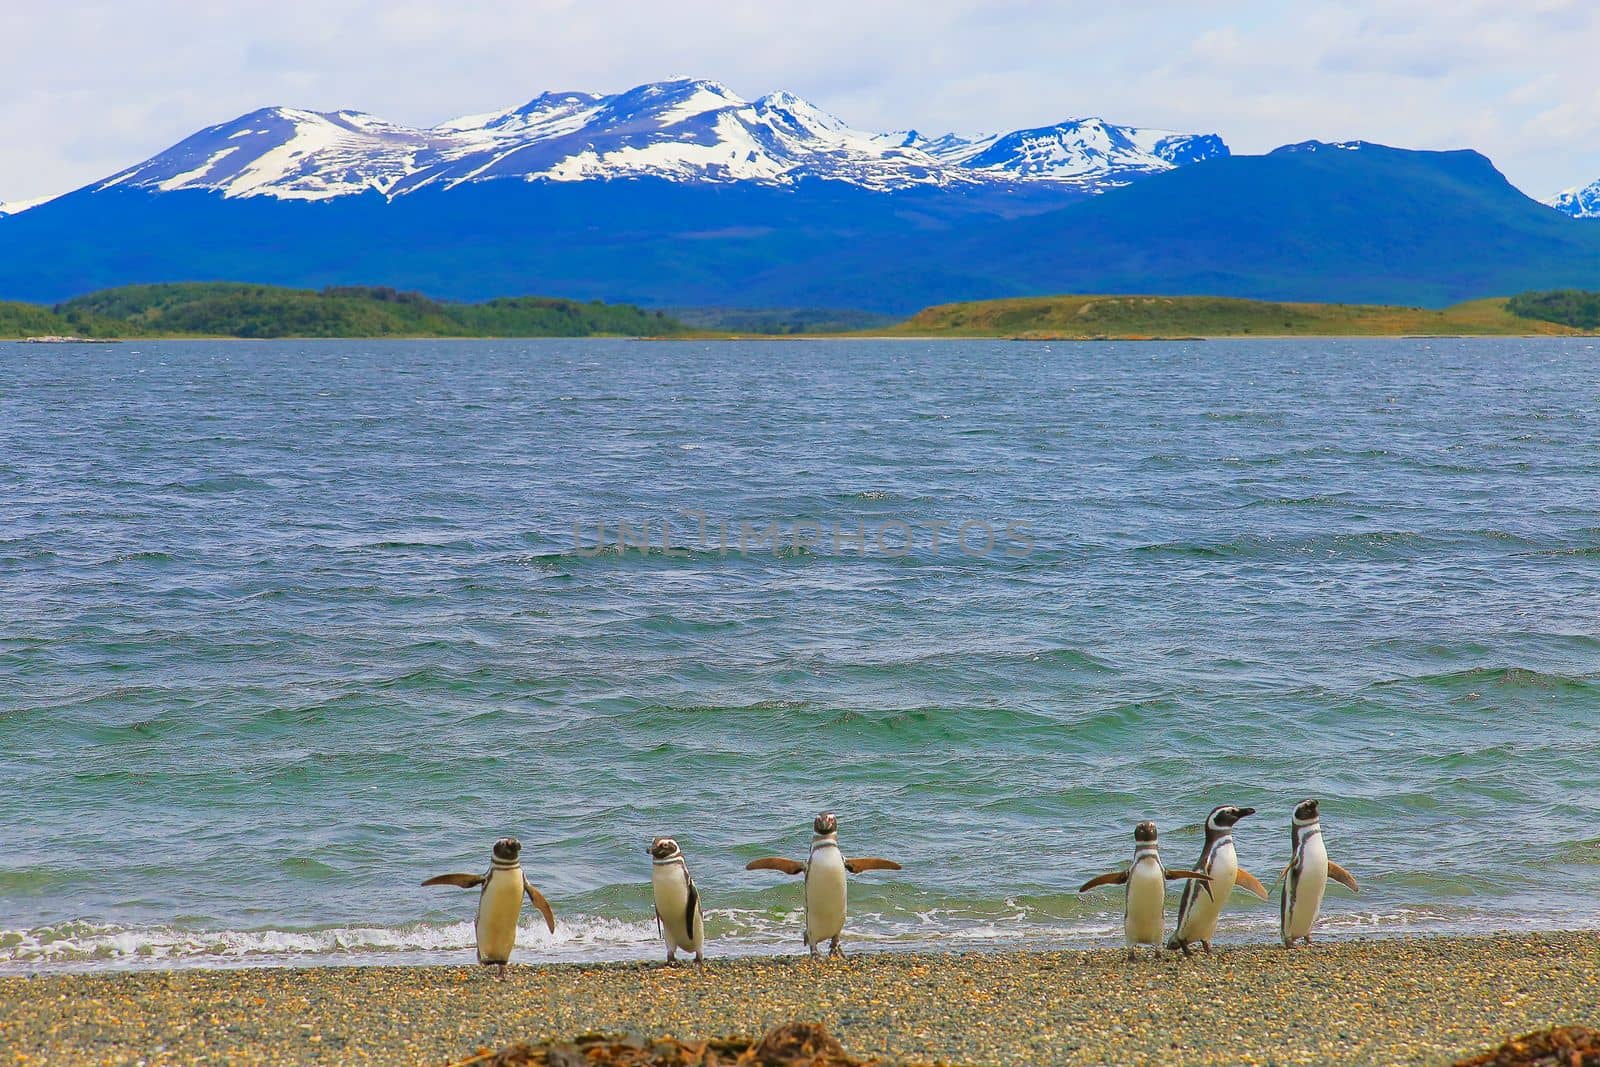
[1369,666,1598,693]
[1130,529,1524,561]
[0,908,1113,972]
[1240,494,1355,509]
[101,550,177,564]
[1529,544,1600,558]
[0,902,1557,973]
[0,914,658,970]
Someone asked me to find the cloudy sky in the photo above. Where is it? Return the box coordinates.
[3,0,1598,203]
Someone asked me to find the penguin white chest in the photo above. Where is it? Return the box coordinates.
[1124,857,1167,946]
[1178,842,1237,942]
[1285,834,1329,939]
[651,863,701,952]
[805,846,848,946]
[476,868,525,964]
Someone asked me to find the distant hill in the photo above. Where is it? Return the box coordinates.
[804,142,1600,312]
[0,179,1070,308]
[890,294,1592,338]
[0,283,685,338]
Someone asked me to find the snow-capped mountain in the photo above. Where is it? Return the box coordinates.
[70,77,1225,204]
[882,118,1226,185]
[390,80,953,194]
[1549,177,1600,219]
[99,107,441,200]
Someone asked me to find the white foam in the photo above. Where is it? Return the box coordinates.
[0,914,659,971]
[0,904,1525,973]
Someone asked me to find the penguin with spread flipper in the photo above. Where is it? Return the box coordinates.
[745,811,901,958]
[423,837,556,977]
[1080,821,1210,960]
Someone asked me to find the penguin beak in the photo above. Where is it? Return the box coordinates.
[1237,807,1256,818]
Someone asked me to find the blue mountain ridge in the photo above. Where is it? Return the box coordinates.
[3,141,1599,311]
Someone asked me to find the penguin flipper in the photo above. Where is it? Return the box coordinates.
[523,880,557,933]
[746,857,806,875]
[844,857,902,873]
[1327,861,1359,893]
[421,873,484,889]
[1078,870,1129,892]
[1164,868,1212,899]
[685,880,700,939]
[1234,868,1271,901]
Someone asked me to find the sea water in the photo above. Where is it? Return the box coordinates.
[1,337,1597,971]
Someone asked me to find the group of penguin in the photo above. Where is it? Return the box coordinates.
[423,799,1356,975]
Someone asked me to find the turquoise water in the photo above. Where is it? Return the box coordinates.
[2,337,1598,971]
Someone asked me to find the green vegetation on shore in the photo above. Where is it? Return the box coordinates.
[0,299,74,337]
[1506,289,1600,330]
[887,292,1599,338]
[10,284,1600,341]
[1,283,686,339]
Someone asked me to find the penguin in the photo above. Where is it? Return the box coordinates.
[422,836,556,978]
[1278,798,1359,948]
[648,836,705,964]
[1079,821,1210,960]
[745,811,901,958]
[1167,805,1270,955]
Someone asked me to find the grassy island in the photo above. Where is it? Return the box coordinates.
[885,293,1598,339]
[0,282,686,339]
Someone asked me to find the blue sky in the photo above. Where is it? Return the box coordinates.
[2,0,1598,203]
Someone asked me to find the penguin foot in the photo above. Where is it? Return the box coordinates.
[694,952,704,964]
[828,938,845,959]
[1202,941,1213,954]
[495,963,508,981]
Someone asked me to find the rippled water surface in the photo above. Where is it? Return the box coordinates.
[2,337,1598,971]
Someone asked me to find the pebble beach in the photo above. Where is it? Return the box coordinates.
[4,932,1598,1066]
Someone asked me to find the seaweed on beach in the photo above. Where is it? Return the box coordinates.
[448,1022,891,1067]
[1453,1026,1600,1067]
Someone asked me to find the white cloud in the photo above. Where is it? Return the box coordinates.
[1,1,1598,203]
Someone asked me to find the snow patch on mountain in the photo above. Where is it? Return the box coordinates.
[903,118,1227,186]
[90,78,1227,202]
[1549,177,1600,219]
[1270,140,1375,155]
[0,193,58,217]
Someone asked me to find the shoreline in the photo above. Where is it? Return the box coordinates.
[6,331,1598,343]
[5,931,1597,1065]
